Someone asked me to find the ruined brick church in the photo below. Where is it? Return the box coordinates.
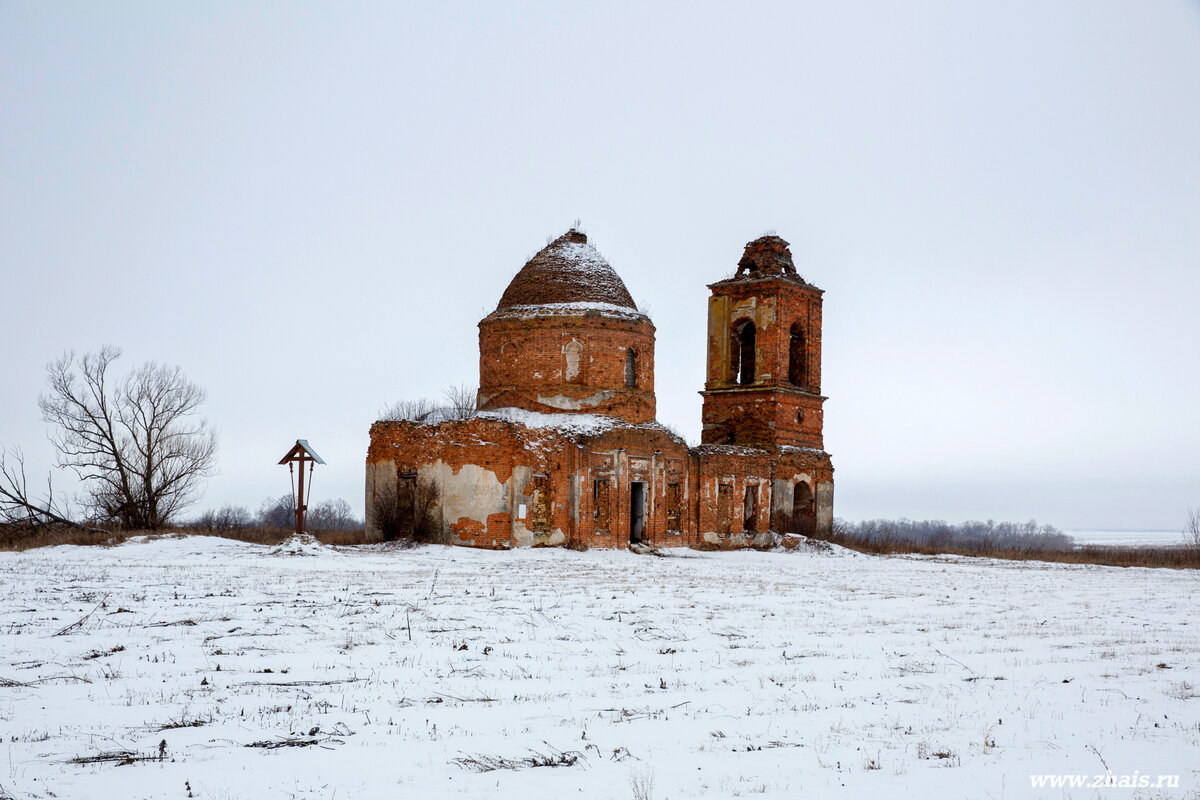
[365,229,834,549]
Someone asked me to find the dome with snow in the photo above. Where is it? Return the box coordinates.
[496,229,638,312]
[478,228,656,424]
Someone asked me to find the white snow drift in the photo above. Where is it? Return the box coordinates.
[0,536,1197,799]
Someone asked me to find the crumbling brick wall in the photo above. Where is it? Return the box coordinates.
[700,388,825,450]
[690,444,834,548]
[365,418,697,550]
[568,425,693,549]
[478,313,657,423]
[366,418,578,548]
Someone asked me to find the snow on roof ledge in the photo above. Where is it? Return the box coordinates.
[487,300,649,322]
[379,406,687,444]
[476,407,617,436]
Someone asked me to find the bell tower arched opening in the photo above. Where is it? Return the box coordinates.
[789,323,807,387]
[730,319,756,386]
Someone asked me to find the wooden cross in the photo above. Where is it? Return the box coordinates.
[277,440,325,535]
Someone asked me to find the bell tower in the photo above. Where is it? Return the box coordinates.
[700,235,826,449]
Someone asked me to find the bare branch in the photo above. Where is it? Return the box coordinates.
[0,447,105,533]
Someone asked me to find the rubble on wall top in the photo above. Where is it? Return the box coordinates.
[693,443,773,458]
[381,406,689,445]
[479,408,690,447]
[373,408,617,438]
[495,229,639,312]
[777,444,830,457]
[693,442,831,459]
[476,407,618,436]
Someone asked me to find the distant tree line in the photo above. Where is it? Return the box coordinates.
[820,516,1200,569]
[192,495,362,533]
[832,518,1073,551]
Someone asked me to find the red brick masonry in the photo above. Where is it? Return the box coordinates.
[366,231,834,549]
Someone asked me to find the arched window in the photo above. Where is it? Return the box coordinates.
[730,320,756,385]
[625,347,637,389]
[789,323,807,387]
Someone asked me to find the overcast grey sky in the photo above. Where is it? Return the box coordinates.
[2,2,1198,531]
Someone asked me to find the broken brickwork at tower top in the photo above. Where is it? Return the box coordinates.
[736,234,800,277]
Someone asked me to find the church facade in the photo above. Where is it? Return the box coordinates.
[365,229,834,549]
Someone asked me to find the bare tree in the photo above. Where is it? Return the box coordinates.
[193,504,253,531]
[378,398,437,422]
[0,347,218,531]
[308,498,362,531]
[379,384,477,424]
[441,383,478,420]
[256,494,295,528]
[1186,507,1200,550]
[369,477,440,542]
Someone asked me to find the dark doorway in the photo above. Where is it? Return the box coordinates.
[792,482,816,537]
[592,478,610,531]
[629,481,646,543]
[743,485,758,532]
[394,473,417,539]
[716,483,733,536]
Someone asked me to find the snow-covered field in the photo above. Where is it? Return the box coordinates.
[1,537,1198,800]
[1070,530,1188,547]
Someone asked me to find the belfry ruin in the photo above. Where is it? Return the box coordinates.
[365,229,834,548]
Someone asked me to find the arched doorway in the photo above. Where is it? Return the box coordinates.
[792,481,816,537]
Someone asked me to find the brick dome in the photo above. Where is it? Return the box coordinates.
[478,229,655,423]
[497,229,637,311]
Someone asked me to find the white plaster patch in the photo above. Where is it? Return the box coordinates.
[563,339,583,381]
[418,460,510,544]
[536,390,618,411]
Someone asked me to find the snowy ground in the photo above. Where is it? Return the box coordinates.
[1069,530,1188,547]
[1,537,1198,800]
